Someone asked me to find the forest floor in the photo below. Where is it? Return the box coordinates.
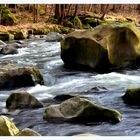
[0,11,140,33]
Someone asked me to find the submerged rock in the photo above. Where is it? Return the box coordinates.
[122,88,140,105]
[43,96,121,124]
[0,115,19,136]
[0,46,18,55]
[0,65,44,89]
[16,128,41,136]
[6,92,44,109]
[61,22,140,72]
[46,32,64,42]
[54,94,75,102]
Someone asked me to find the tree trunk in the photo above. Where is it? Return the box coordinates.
[54,4,61,19]
[45,4,47,14]
[59,4,65,24]
[73,4,78,16]
[66,4,72,16]
[33,4,39,23]
[54,4,65,24]
[89,4,92,12]
[100,4,109,20]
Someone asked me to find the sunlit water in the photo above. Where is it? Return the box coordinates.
[0,39,140,136]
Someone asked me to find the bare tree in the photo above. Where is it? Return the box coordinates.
[33,4,39,23]
[66,4,72,16]
[73,4,78,16]
[100,4,109,20]
[54,4,65,24]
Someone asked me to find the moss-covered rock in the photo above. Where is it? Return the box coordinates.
[122,88,140,105]
[14,30,28,40]
[6,92,44,109]
[83,23,92,29]
[64,20,73,28]
[61,28,109,71]
[0,5,17,26]
[61,22,140,71]
[0,115,19,136]
[0,32,14,41]
[16,128,41,136]
[43,96,121,124]
[107,22,140,68]
[33,28,46,35]
[82,17,98,27]
[60,27,71,34]
[0,65,44,89]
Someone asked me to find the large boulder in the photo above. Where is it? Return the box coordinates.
[43,96,121,124]
[6,92,44,109]
[61,22,140,72]
[0,64,44,89]
[46,32,64,42]
[16,128,41,136]
[0,115,19,136]
[122,88,140,105]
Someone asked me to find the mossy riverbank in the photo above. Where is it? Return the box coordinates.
[0,13,136,42]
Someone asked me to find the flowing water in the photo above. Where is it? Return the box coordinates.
[0,39,140,136]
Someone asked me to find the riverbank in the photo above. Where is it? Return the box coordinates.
[0,23,65,41]
[0,10,138,42]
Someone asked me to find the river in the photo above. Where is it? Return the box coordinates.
[0,38,140,136]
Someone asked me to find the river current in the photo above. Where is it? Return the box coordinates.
[0,39,140,136]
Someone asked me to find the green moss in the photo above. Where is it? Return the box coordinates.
[107,23,140,68]
[0,115,19,136]
[77,99,121,123]
[74,16,83,29]
[39,9,46,15]
[31,67,44,85]
[83,23,92,29]
[0,5,18,26]
[122,88,140,105]
[60,27,71,34]
[44,96,122,123]
[47,16,59,24]
[64,20,73,28]
[83,17,97,27]
[14,30,28,40]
